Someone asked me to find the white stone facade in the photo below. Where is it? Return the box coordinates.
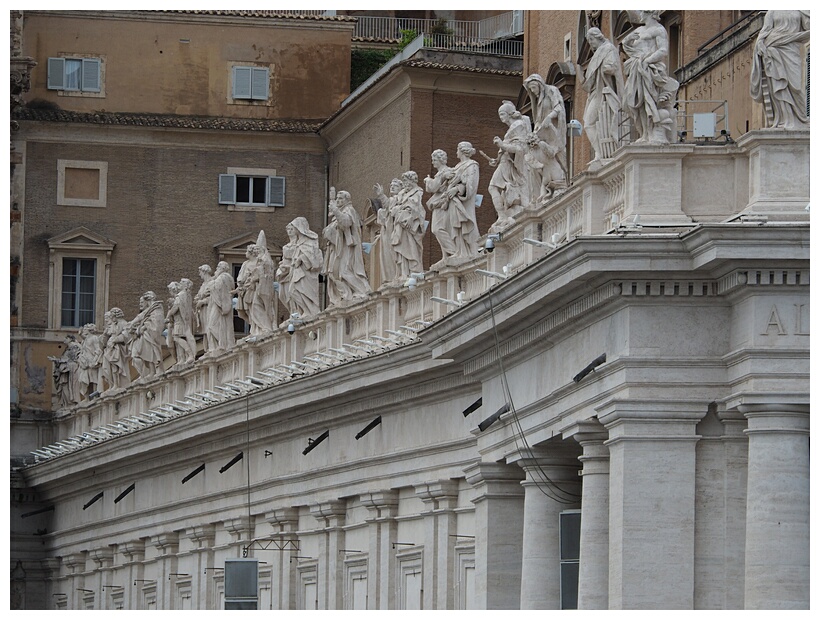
[18,131,809,609]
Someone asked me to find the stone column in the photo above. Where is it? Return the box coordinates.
[310,500,346,610]
[599,400,704,609]
[185,525,216,610]
[152,532,180,610]
[508,444,581,609]
[564,419,610,610]
[415,479,460,610]
[89,547,115,609]
[265,508,299,610]
[120,539,145,610]
[360,490,399,610]
[464,461,525,610]
[739,402,809,609]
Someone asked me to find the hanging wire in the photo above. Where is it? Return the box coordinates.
[485,288,581,504]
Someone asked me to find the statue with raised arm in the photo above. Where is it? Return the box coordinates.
[392,171,426,281]
[101,307,131,391]
[166,278,197,366]
[128,291,165,380]
[523,74,567,204]
[582,28,625,162]
[751,10,810,130]
[76,323,103,400]
[49,334,80,409]
[373,178,402,287]
[622,10,679,144]
[201,261,235,355]
[277,217,323,321]
[485,100,531,233]
[322,188,372,306]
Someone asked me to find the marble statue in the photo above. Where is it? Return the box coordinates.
[622,10,679,144]
[164,281,180,353]
[48,334,80,409]
[193,264,212,335]
[236,231,277,336]
[277,217,323,321]
[373,179,402,286]
[523,74,567,204]
[750,10,810,130]
[166,278,197,366]
[425,149,457,266]
[392,171,426,281]
[101,307,131,392]
[322,188,372,306]
[199,261,235,355]
[77,323,103,400]
[484,100,531,233]
[582,27,625,162]
[128,291,165,380]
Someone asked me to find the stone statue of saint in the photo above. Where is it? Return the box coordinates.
[128,291,165,380]
[166,278,197,366]
[48,334,80,409]
[445,141,481,262]
[277,217,323,321]
[322,188,372,306]
[582,27,625,162]
[77,323,103,400]
[373,179,402,287]
[425,149,457,268]
[236,230,277,336]
[392,171,426,281]
[193,264,212,337]
[523,74,567,204]
[485,100,531,233]
[622,10,679,144]
[750,10,810,130]
[101,307,131,392]
[200,261,235,355]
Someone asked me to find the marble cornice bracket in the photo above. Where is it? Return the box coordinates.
[152,532,180,556]
[62,552,87,574]
[223,516,253,543]
[89,546,115,568]
[463,461,525,502]
[264,507,300,533]
[186,524,217,549]
[414,479,459,511]
[119,539,146,563]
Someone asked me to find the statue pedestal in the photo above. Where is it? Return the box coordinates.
[619,145,693,225]
[737,129,810,220]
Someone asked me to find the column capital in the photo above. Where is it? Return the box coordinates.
[360,490,399,519]
[737,402,810,436]
[118,539,146,562]
[310,500,346,527]
[562,417,608,444]
[414,479,459,510]
[62,552,86,573]
[152,531,180,555]
[596,399,705,446]
[185,524,216,548]
[464,461,525,502]
[223,516,252,542]
[264,507,299,531]
[89,546,115,568]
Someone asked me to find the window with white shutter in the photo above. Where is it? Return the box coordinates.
[232,66,269,101]
[219,170,285,209]
[47,56,102,93]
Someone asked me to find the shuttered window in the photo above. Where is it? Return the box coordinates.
[232,66,269,101]
[219,174,285,207]
[47,57,101,92]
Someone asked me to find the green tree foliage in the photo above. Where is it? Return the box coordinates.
[350,48,396,91]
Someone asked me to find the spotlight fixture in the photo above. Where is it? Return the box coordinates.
[523,233,564,250]
[431,291,467,308]
[462,397,483,417]
[572,353,607,383]
[302,430,329,455]
[355,416,382,440]
[476,264,511,280]
[568,118,583,137]
[477,403,511,432]
[404,272,425,290]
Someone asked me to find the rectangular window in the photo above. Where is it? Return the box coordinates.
[61,258,96,327]
[232,66,269,100]
[559,510,581,610]
[48,57,101,92]
[219,174,285,208]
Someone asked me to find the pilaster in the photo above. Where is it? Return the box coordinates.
[414,479,459,609]
[464,461,525,610]
[310,500,347,609]
[185,524,216,610]
[361,490,399,609]
[739,401,809,609]
[89,546,115,610]
[598,399,705,609]
[265,508,300,610]
[152,532,180,610]
[119,539,145,610]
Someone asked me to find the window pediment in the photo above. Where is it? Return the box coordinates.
[48,227,115,252]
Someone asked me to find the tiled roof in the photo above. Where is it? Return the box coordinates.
[158,10,355,22]
[401,58,522,77]
[13,107,324,133]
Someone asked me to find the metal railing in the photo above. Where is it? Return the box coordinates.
[420,33,523,57]
[352,11,523,42]
[478,10,524,40]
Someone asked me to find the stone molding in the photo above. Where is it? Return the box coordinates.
[185,524,216,548]
[89,546,115,567]
[414,479,459,511]
[464,461,525,502]
[152,532,180,555]
[360,490,399,519]
[310,500,346,527]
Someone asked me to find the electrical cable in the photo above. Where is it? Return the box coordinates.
[485,288,581,504]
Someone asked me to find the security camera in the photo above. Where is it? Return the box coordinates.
[484,233,501,253]
[287,322,295,335]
